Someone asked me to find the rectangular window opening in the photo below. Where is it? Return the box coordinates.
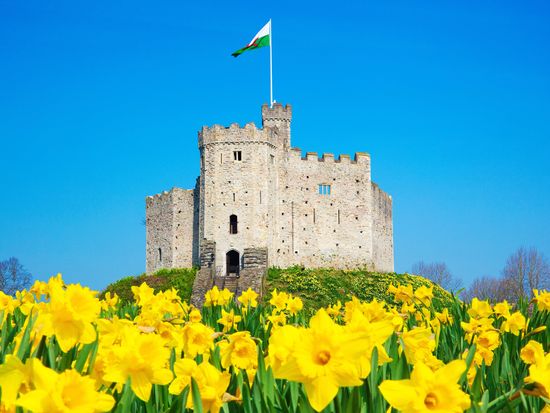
[318,184,331,195]
[338,209,341,224]
[233,151,242,161]
[259,191,262,204]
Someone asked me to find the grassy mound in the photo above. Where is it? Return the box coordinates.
[101,268,197,303]
[102,266,452,310]
[267,266,453,311]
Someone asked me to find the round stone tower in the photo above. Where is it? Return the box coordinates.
[198,110,285,275]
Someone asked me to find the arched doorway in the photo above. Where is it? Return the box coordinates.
[226,250,240,276]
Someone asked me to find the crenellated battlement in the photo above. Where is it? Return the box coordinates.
[262,103,292,125]
[198,121,273,147]
[288,148,370,165]
[145,187,193,206]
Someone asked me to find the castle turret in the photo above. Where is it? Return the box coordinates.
[262,103,292,149]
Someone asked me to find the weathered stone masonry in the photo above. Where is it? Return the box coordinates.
[146,103,394,295]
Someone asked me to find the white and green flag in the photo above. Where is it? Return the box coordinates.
[232,20,271,57]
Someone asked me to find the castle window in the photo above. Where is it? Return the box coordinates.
[318,184,331,195]
[338,209,341,224]
[233,151,242,161]
[229,215,238,234]
[270,154,275,164]
[158,248,162,264]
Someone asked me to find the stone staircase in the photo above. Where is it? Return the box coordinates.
[213,275,240,295]
[190,243,268,308]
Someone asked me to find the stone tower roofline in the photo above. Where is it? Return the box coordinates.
[198,103,292,148]
[261,102,292,126]
[198,121,272,147]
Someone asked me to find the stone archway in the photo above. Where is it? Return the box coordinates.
[226,250,240,276]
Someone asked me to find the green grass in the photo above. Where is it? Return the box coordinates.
[101,268,198,303]
[102,266,452,311]
[266,266,453,311]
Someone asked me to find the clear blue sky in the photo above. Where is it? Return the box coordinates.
[1,0,549,291]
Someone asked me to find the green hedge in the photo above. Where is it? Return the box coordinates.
[100,268,197,303]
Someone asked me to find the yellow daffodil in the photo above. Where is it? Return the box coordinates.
[217,309,242,332]
[525,352,550,398]
[189,308,202,323]
[435,308,453,324]
[181,321,215,357]
[168,358,197,395]
[493,300,511,318]
[204,286,221,307]
[102,328,173,401]
[219,331,258,372]
[237,288,258,308]
[388,284,414,304]
[501,311,526,336]
[325,301,342,318]
[468,298,492,319]
[218,288,234,306]
[191,362,231,413]
[520,340,545,365]
[533,289,550,312]
[267,310,287,329]
[401,327,436,365]
[269,309,369,411]
[269,289,289,311]
[414,286,433,307]
[287,296,303,315]
[131,282,155,307]
[16,366,114,413]
[379,360,470,413]
[35,282,101,352]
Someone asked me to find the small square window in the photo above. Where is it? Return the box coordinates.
[233,151,242,161]
[318,184,331,195]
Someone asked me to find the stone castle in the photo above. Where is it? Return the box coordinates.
[145,103,393,300]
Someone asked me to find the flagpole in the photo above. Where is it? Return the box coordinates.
[269,19,273,108]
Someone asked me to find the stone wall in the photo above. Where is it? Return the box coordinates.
[146,191,174,273]
[145,188,197,274]
[200,239,216,268]
[273,150,376,269]
[238,247,268,298]
[371,182,394,272]
[190,267,214,307]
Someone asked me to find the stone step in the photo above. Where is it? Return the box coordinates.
[213,276,239,293]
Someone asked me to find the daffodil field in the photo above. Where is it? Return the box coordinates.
[1,275,550,413]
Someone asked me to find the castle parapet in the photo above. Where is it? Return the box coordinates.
[262,103,292,126]
[306,151,318,161]
[288,148,370,166]
[354,152,370,164]
[322,153,335,162]
[337,154,351,164]
[198,122,270,147]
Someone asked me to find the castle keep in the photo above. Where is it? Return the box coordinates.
[146,104,393,294]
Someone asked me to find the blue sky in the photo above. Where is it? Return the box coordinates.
[1,0,549,291]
